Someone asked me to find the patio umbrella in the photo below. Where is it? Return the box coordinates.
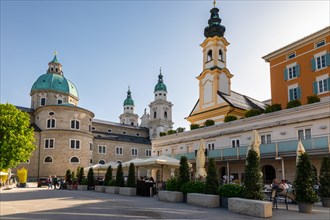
[246,130,261,158]
[296,139,306,165]
[195,139,207,179]
[0,171,8,176]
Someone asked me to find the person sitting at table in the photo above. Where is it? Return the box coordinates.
[272,179,296,203]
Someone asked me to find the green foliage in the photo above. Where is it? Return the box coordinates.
[115,163,125,187]
[264,104,282,113]
[286,99,301,109]
[244,109,262,118]
[126,163,136,187]
[204,158,219,194]
[319,156,330,197]
[77,167,84,184]
[0,103,36,170]
[181,181,205,194]
[108,179,116,186]
[165,177,178,191]
[307,95,320,104]
[224,115,237,122]
[87,168,94,189]
[71,171,75,180]
[243,150,264,200]
[204,119,215,127]
[159,132,167,137]
[294,153,319,203]
[177,156,190,191]
[217,184,244,197]
[104,165,113,186]
[176,127,185,133]
[167,130,177,135]
[76,166,81,179]
[65,169,72,182]
[81,177,88,185]
[190,124,200,130]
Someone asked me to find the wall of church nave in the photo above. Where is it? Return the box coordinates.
[92,122,148,138]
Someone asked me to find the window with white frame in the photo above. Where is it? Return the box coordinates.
[284,63,300,80]
[115,146,123,155]
[288,84,301,101]
[70,120,80,129]
[261,134,271,144]
[46,119,56,128]
[57,98,63,104]
[70,157,79,163]
[131,148,138,156]
[231,139,240,148]
[44,138,54,149]
[98,145,106,154]
[145,149,151,157]
[207,142,215,150]
[314,75,329,94]
[287,52,296,59]
[312,52,328,71]
[98,160,105,165]
[315,40,325,48]
[298,128,311,140]
[70,139,80,149]
[44,156,53,163]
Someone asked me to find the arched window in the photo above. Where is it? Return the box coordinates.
[154,111,157,119]
[262,165,276,184]
[117,161,122,164]
[70,157,79,163]
[44,156,53,163]
[219,49,223,61]
[164,111,167,119]
[98,160,105,165]
[47,119,56,128]
[207,50,213,62]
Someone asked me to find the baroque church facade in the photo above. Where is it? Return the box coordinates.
[18,55,173,178]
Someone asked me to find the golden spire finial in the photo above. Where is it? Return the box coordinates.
[54,50,57,56]
[213,0,216,8]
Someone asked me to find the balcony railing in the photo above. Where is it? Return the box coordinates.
[174,136,329,161]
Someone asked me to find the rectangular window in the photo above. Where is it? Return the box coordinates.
[46,119,56,128]
[288,66,297,79]
[315,40,325,48]
[131,148,138,156]
[57,99,63,104]
[70,139,80,149]
[40,98,46,106]
[298,128,312,140]
[98,145,106,154]
[231,139,240,148]
[44,138,54,149]
[261,134,271,144]
[316,55,326,70]
[115,146,123,155]
[145,149,151,157]
[288,86,301,101]
[70,120,80,129]
[287,52,296,59]
[207,143,215,151]
[89,143,93,151]
[318,78,329,93]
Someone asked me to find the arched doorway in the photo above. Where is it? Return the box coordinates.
[263,165,276,184]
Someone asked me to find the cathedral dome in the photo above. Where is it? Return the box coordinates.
[123,88,134,106]
[30,55,79,99]
[154,72,167,92]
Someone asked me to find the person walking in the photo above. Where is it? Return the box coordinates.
[53,175,58,190]
[47,176,53,189]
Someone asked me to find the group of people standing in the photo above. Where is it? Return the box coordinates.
[47,175,59,189]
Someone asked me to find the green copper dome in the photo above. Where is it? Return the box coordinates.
[123,88,134,106]
[30,73,79,99]
[154,72,167,92]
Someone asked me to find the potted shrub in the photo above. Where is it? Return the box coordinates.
[119,163,136,196]
[294,153,319,213]
[181,181,205,194]
[158,177,184,203]
[218,184,244,208]
[204,158,219,195]
[77,177,88,191]
[87,168,95,190]
[319,156,330,207]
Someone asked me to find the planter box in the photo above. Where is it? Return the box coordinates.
[119,187,136,196]
[95,185,106,192]
[228,198,272,218]
[298,203,313,213]
[187,193,220,208]
[77,185,88,191]
[105,186,119,194]
[158,190,183,203]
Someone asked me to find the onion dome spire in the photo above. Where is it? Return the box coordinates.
[154,68,167,92]
[123,86,134,106]
[204,1,226,38]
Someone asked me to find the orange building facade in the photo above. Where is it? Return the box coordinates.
[263,27,330,108]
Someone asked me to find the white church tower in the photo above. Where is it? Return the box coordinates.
[148,69,173,139]
[119,87,139,126]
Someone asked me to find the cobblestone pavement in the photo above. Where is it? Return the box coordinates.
[1,183,329,220]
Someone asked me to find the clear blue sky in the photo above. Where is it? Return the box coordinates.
[1,0,329,129]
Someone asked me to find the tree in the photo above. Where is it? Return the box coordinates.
[286,99,301,109]
[204,158,219,194]
[243,150,264,200]
[319,156,330,198]
[244,109,262,118]
[126,163,136,187]
[176,127,185,133]
[190,124,200,130]
[0,103,35,170]
[87,168,95,190]
[294,153,318,203]
[264,104,282,113]
[204,119,215,127]
[307,95,320,104]
[115,163,125,187]
[77,167,84,184]
[224,115,237,122]
[76,166,81,179]
[177,156,190,191]
[104,165,113,186]
[65,169,72,183]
